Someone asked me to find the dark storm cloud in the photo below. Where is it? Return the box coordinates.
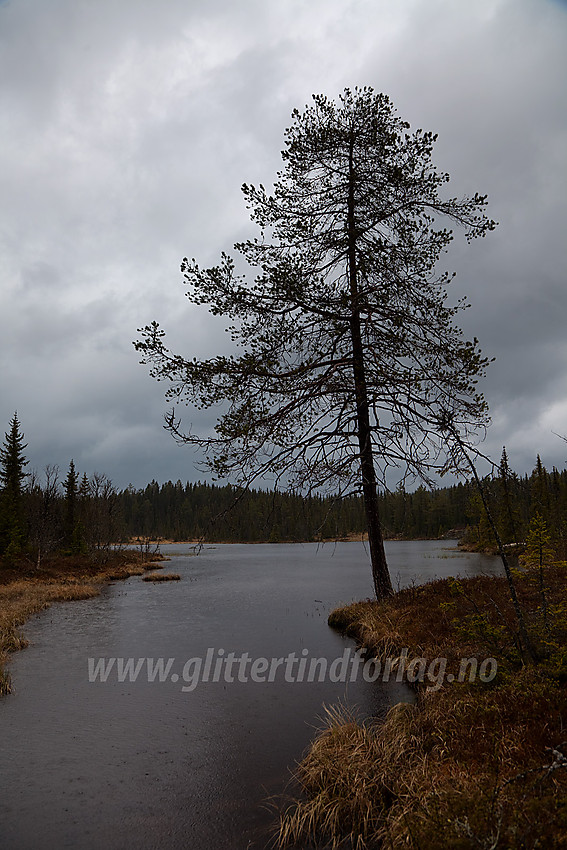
[0,0,565,488]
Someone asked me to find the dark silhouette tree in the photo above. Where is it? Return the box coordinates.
[135,88,495,598]
[0,412,29,557]
[531,454,551,521]
[497,446,519,544]
[64,460,77,531]
[63,459,86,553]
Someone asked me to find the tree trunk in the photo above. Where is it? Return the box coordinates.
[347,138,394,599]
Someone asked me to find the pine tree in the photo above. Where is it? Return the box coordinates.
[136,88,495,598]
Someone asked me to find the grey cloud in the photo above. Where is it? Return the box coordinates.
[0,0,566,488]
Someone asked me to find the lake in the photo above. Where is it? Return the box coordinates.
[0,540,500,849]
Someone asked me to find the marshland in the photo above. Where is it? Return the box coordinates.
[0,550,163,695]
[1,540,502,849]
[278,565,567,849]
[2,408,567,848]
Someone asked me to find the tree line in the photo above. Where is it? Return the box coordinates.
[2,413,566,559]
[0,413,122,565]
[119,480,366,542]
[121,450,567,549]
[462,448,567,556]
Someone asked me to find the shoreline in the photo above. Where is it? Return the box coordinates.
[0,550,164,696]
[125,534,460,546]
[125,536,371,545]
[277,566,567,848]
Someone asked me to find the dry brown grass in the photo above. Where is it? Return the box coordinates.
[276,703,410,849]
[278,567,567,849]
[330,565,567,672]
[0,551,163,695]
[142,572,181,582]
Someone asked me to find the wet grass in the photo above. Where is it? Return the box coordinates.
[0,551,163,695]
[277,566,567,849]
[142,572,181,582]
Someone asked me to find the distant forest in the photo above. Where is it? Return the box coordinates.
[119,450,567,549]
[2,409,567,557]
[117,479,474,542]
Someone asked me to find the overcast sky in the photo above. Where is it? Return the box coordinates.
[1,0,566,491]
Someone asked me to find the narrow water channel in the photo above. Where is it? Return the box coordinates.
[0,541,500,849]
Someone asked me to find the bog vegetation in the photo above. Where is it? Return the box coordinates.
[277,563,567,849]
[273,449,567,848]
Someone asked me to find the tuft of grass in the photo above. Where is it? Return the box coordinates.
[279,682,567,848]
[276,703,403,848]
[142,573,180,582]
[0,667,12,695]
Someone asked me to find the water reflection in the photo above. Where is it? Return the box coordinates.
[0,540,499,849]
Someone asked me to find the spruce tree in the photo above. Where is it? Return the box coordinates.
[531,455,551,523]
[497,446,519,544]
[64,459,86,554]
[0,412,29,557]
[525,512,554,628]
[64,461,77,534]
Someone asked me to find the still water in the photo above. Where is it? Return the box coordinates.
[0,541,499,850]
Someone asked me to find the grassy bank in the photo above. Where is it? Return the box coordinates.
[277,566,567,849]
[0,550,163,696]
[142,571,180,581]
